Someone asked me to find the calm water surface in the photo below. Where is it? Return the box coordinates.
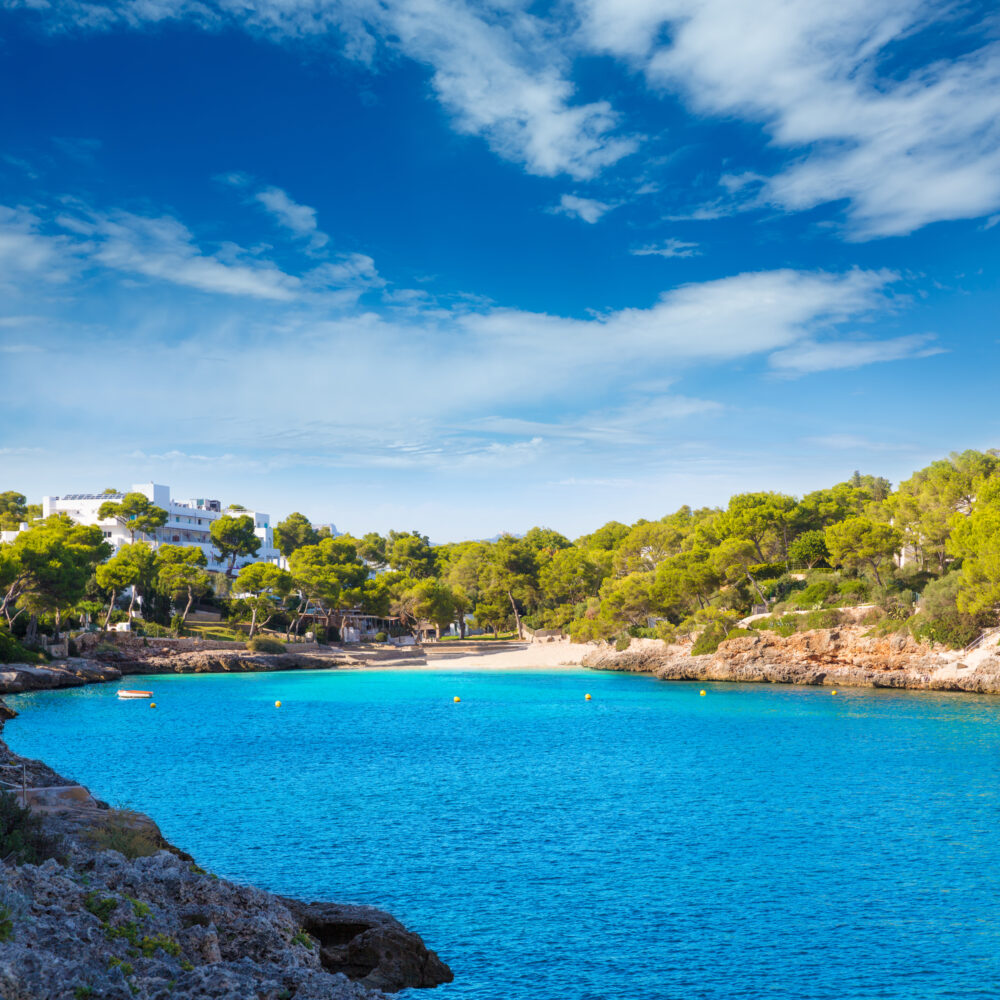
[7,668,1000,999]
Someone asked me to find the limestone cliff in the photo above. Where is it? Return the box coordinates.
[582,628,1000,693]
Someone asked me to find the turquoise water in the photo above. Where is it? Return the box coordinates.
[6,668,1000,999]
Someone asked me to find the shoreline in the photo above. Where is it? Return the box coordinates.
[0,653,454,999]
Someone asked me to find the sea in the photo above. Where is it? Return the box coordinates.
[7,667,1000,999]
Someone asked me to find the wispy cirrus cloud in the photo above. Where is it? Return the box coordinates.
[577,0,1000,236]
[631,239,700,258]
[769,333,944,374]
[13,0,637,181]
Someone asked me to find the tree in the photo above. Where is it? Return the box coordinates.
[288,537,368,635]
[598,572,658,629]
[0,492,27,531]
[612,521,685,576]
[273,512,318,558]
[156,545,210,626]
[2,515,109,637]
[95,543,158,621]
[387,531,437,578]
[711,538,769,605]
[472,600,512,637]
[575,521,630,551]
[210,514,261,577]
[948,479,1000,616]
[408,579,458,639]
[479,535,538,638]
[723,492,797,562]
[824,517,902,589]
[357,532,388,569]
[788,530,829,569]
[234,562,294,637]
[539,547,610,606]
[97,492,168,544]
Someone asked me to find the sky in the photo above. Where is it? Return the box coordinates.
[1,0,999,541]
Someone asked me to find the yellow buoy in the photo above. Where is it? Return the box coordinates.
[832,690,837,695]
[453,696,461,703]
[585,693,592,701]
[150,702,156,709]
[699,690,706,696]
[275,700,282,708]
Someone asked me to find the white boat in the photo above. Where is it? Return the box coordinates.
[117,689,153,700]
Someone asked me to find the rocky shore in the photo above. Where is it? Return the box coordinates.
[582,627,1000,694]
[0,645,453,999]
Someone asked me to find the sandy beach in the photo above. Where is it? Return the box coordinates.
[345,640,590,671]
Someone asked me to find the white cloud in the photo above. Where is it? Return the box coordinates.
[16,0,637,180]
[66,208,306,301]
[254,185,329,250]
[0,205,80,289]
[631,239,700,258]
[769,334,944,373]
[576,0,1000,236]
[551,194,613,223]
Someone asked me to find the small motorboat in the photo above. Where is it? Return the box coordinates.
[117,689,153,700]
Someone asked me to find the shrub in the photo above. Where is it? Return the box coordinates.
[791,580,838,609]
[0,789,63,864]
[291,929,314,950]
[910,612,980,650]
[170,614,185,637]
[0,904,13,942]
[137,621,172,638]
[837,578,870,601]
[801,609,842,630]
[246,636,285,654]
[614,635,631,652]
[140,932,181,957]
[718,627,752,643]
[85,810,160,860]
[0,629,44,665]
[374,631,387,643]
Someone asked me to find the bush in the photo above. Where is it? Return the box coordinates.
[85,810,160,860]
[718,627,752,644]
[614,635,631,652]
[801,609,842,630]
[374,631,387,643]
[170,614,185,637]
[910,612,980,650]
[0,630,44,665]
[136,621,172,638]
[837,578,870,601]
[0,789,63,864]
[246,636,285,654]
[791,580,837,609]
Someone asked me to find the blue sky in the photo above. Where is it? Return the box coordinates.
[1,1,999,540]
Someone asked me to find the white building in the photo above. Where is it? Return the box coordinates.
[40,483,281,573]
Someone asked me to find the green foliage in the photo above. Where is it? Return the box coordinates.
[140,932,181,957]
[73,987,95,999]
[0,904,13,942]
[801,609,842,630]
[374,631,387,642]
[179,960,194,972]
[209,514,262,577]
[84,893,118,922]
[273,512,319,558]
[825,517,902,588]
[910,612,980,649]
[791,579,837,608]
[788,529,829,568]
[246,636,285,653]
[97,493,167,544]
[0,628,44,664]
[291,929,314,950]
[85,810,160,859]
[0,789,63,864]
[614,635,631,652]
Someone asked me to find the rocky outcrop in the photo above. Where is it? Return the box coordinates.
[0,658,121,694]
[0,706,452,999]
[283,901,453,993]
[583,628,1000,693]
